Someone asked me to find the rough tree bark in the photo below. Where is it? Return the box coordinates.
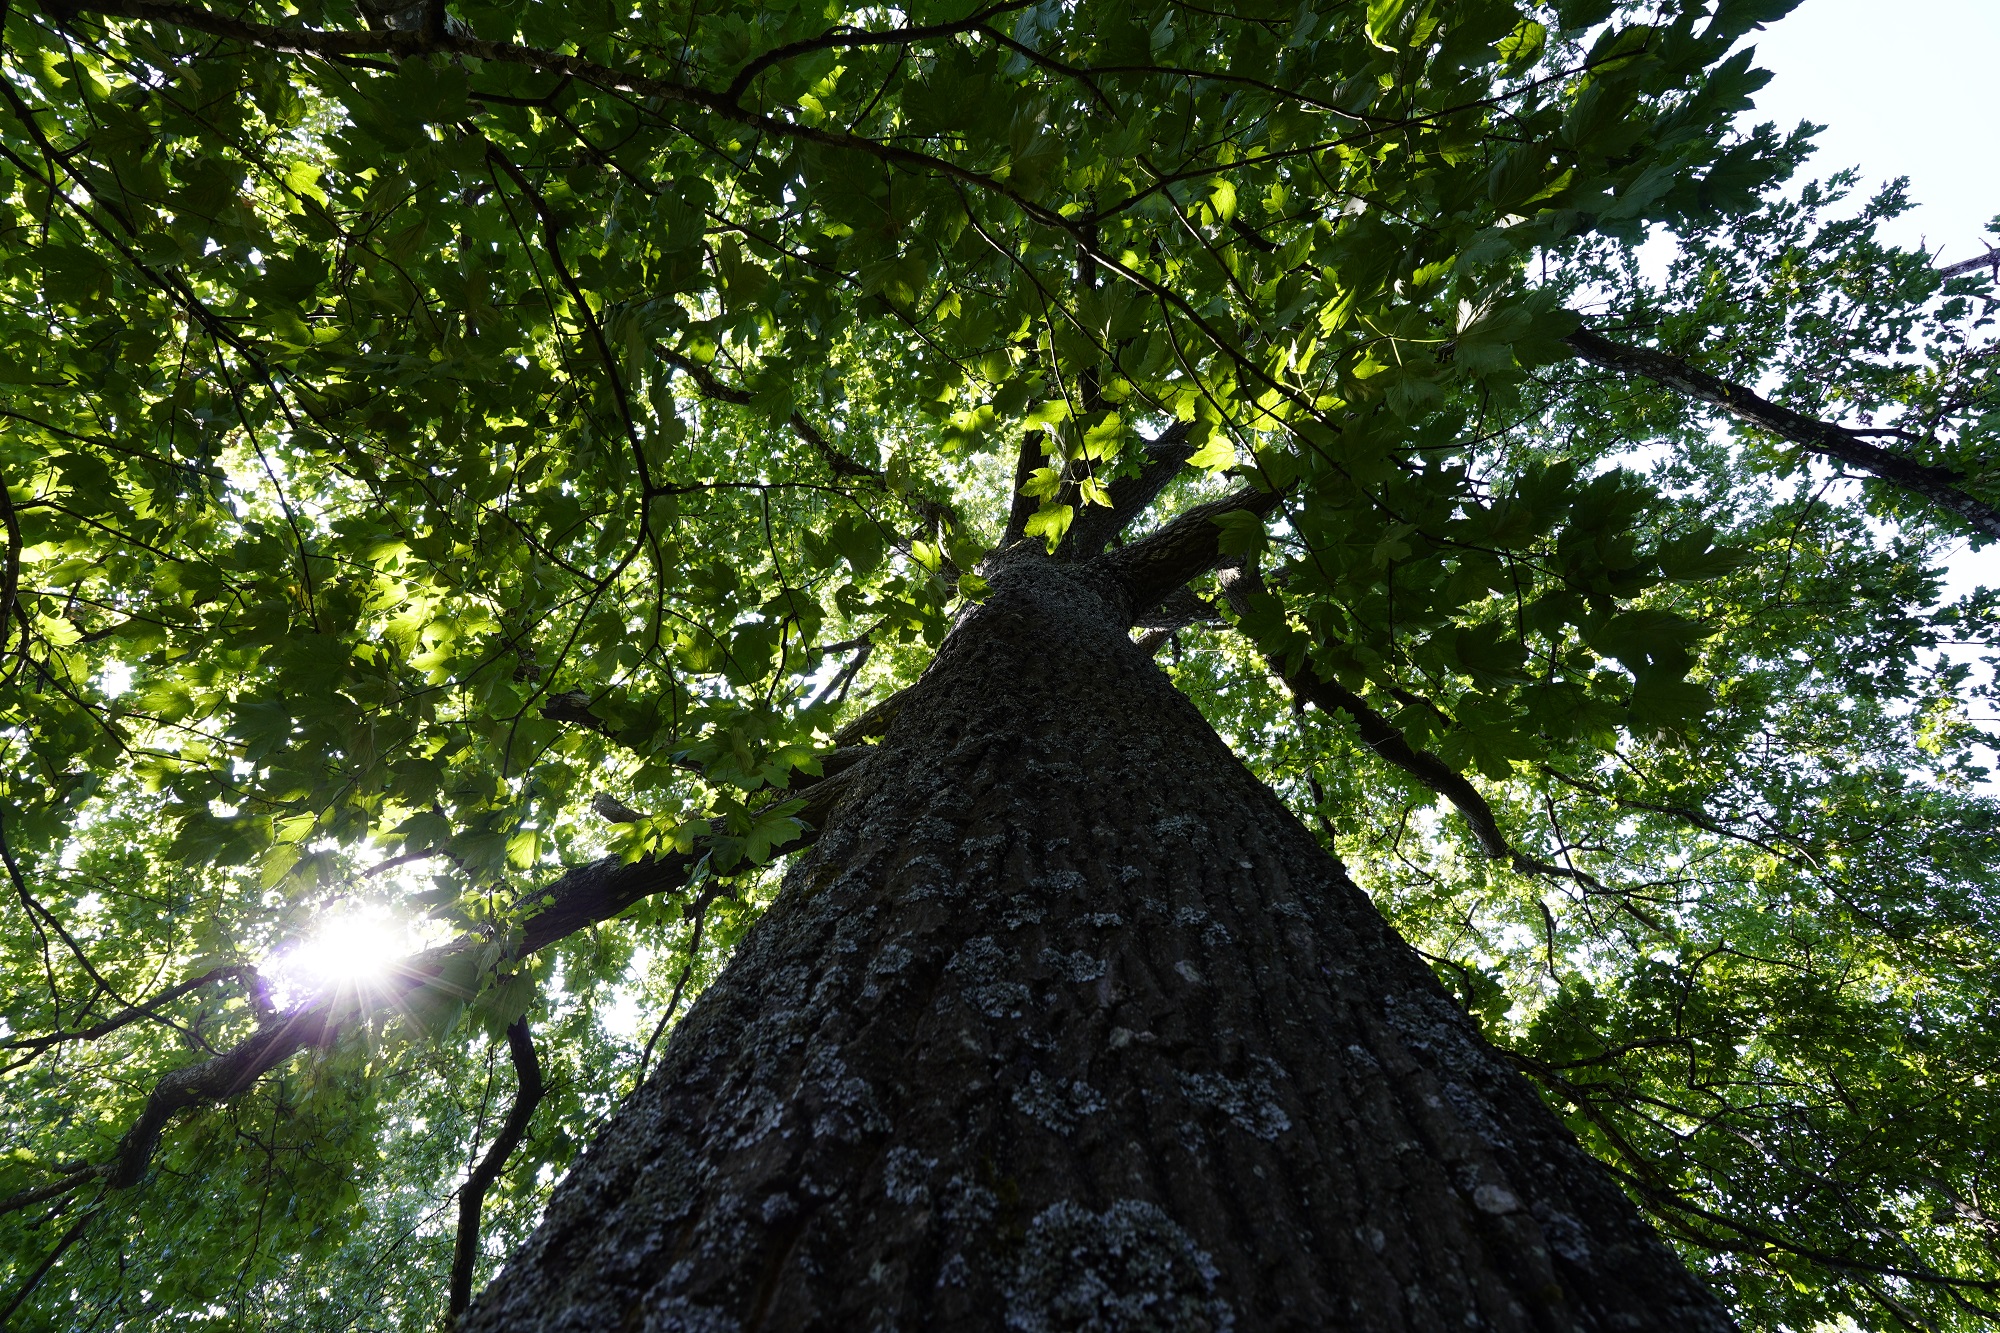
[463,551,1733,1332]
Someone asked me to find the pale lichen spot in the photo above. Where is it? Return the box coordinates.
[1002,1199,1235,1332]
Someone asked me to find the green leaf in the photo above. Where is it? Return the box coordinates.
[1023,503,1075,546]
[1627,675,1714,730]
[1211,509,1267,555]
[1187,434,1238,472]
[1496,19,1546,72]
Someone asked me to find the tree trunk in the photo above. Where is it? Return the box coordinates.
[464,558,1733,1332]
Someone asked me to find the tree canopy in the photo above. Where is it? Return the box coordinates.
[1,0,1997,1326]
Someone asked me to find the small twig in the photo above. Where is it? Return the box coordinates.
[629,894,711,1095]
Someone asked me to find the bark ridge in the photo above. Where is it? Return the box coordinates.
[465,560,1732,1332]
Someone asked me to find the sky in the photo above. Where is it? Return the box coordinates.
[1737,0,2000,603]
[1744,0,1998,264]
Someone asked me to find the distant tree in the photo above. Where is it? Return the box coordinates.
[2,0,1997,1327]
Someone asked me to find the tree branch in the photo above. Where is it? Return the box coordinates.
[1132,584,1220,654]
[1058,421,1197,559]
[105,864,660,1190]
[1938,247,2000,280]
[0,964,264,1056]
[629,891,712,1095]
[1214,562,1518,860]
[448,1017,543,1319]
[0,1165,107,1219]
[538,690,623,740]
[718,0,1038,106]
[1000,430,1047,548]
[654,346,881,482]
[1565,328,2000,541]
[0,455,22,664]
[1213,560,1651,905]
[0,1208,97,1325]
[1091,484,1279,622]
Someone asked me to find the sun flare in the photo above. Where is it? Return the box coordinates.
[265,905,419,1007]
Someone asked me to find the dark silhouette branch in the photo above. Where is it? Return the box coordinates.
[719,0,1038,105]
[654,347,881,482]
[485,148,654,501]
[630,891,714,1095]
[1566,328,2000,540]
[449,1018,544,1320]
[538,690,625,740]
[0,455,22,663]
[1214,562,1515,860]
[1000,430,1048,548]
[1213,560,1630,896]
[0,1208,97,1324]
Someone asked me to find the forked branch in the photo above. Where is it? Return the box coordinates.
[1059,422,1198,559]
[1093,484,1281,620]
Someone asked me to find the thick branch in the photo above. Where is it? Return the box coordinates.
[1091,484,1279,622]
[449,1018,544,1319]
[1566,328,2000,541]
[1059,421,1197,559]
[1938,248,2000,280]
[111,859,675,1188]
[1000,431,1046,548]
[538,690,623,740]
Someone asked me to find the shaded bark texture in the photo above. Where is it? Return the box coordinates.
[464,557,1732,1332]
